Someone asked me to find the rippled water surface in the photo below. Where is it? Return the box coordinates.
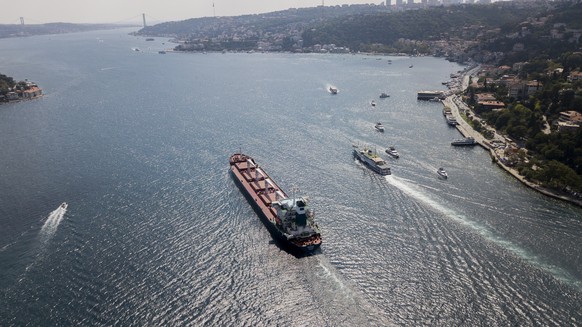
[1,29,581,326]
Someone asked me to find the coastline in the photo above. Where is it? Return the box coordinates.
[0,94,43,105]
[444,67,582,208]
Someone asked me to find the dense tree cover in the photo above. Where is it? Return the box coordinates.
[0,73,15,95]
[519,158,582,191]
[478,2,582,65]
[546,1,582,29]
[143,2,549,54]
[138,5,388,39]
[476,60,582,191]
[477,63,582,191]
[455,2,582,193]
[302,4,543,51]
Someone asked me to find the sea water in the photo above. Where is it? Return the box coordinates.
[0,28,581,326]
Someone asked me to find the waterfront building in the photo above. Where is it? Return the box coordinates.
[559,111,582,125]
[478,100,505,111]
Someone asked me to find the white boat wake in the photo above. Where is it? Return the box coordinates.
[384,175,582,291]
[39,203,67,242]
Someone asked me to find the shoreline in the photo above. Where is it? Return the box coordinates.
[444,67,582,209]
[0,94,43,105]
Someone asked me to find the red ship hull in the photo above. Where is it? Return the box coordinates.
[229,153,321,253]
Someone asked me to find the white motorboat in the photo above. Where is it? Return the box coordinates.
[437,168,448,179]
[385,146,399,158]
[374,122,385,132]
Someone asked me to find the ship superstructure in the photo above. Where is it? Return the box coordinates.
[353,145,392,175]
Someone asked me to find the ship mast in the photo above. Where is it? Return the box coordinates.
[290,185,298,207]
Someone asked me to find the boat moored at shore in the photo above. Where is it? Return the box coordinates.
[417,90,445,100]
[445,114,458,126]
[229,153,322,253]
[451,136,477,146]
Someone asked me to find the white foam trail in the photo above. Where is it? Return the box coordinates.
[318,260,349,293]
[385,175,582,291]
[39,204,67,242]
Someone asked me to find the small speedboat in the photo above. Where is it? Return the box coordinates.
[379,93,390,98]
[371,100,376,107]
[60,202,68,209]
[374,122,385,132]
[386,146,399,158]
[437,168,448,179]
[329,87,338,94]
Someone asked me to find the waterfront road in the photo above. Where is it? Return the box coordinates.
[443,83,582,208]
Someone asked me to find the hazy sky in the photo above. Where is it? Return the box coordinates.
[0,1,380,25]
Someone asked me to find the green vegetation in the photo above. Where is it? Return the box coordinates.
[302,5,542,52]
[474,54,582,192]
[462,3,582,193]
[0,73,15,96]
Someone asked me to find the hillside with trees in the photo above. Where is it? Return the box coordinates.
[0,73,15,95]
[301,4,544,52]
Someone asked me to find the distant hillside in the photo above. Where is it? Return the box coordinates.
[0,23,135,39]
[477,1,582,64]
[136,0,581,60]
[135,5,388,39]
[301,4,545,50]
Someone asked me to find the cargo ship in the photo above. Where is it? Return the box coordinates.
[229,153,322,253]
